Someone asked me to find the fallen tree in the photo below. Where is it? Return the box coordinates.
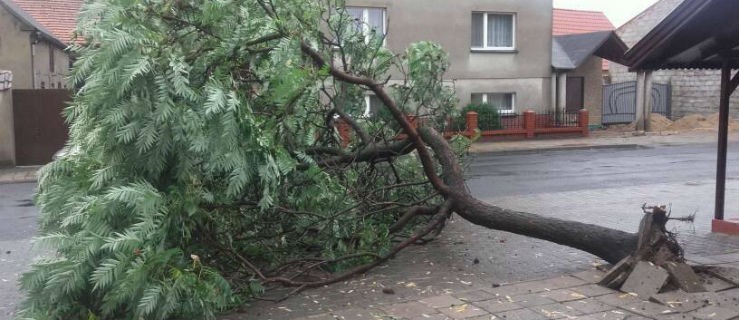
[18,1,678,319]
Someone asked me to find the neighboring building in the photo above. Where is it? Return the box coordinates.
[0,0,82,90]
[610,0,739,118]
[345,0,554,114]
[550,9,620,125]
[553,8,615,75]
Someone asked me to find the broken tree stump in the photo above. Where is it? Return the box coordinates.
[598,205,707,298]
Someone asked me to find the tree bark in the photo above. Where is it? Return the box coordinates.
[419,126,638,264]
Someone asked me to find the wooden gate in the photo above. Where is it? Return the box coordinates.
[13,89,71,165]
[602,81,672,124]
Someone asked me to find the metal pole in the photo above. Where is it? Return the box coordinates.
[714,63,731,221]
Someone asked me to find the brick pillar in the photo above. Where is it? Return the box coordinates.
[579,109,590,137]
[337,119,351,148]
[524,110,536,138]
[465,111,478,136]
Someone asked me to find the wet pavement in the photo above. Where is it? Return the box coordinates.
[0,183,37,319]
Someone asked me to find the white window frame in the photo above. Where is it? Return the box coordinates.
[471,12,516,51]
[346,6,387,44]
[475,92,516,114]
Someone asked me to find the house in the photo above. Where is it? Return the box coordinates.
[0,0,82,89]
[344,1,626,129]
[345,0,554,115]
[0,0,82,166]
[551,8,619,125]
[609,0,739,119]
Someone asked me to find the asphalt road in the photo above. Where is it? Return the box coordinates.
[3,141,739,318]
[467,142,739,199]
[0,183,37,319]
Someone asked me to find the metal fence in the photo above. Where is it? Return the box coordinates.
[602,81,672,124]
[535,111,580,128]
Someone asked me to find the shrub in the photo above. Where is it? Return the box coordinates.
[452,103,503,131]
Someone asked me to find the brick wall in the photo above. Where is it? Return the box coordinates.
[609,0,739,118]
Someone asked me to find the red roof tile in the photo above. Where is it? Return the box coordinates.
[9,0,83,44]
[553,8,615,70]
[553,8,615,35]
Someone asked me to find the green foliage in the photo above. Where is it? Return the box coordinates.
[19,0,461,319]
[452,103,503,131]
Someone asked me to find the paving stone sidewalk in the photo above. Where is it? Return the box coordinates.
[226,250,739,320]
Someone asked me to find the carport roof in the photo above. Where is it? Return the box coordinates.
[624,0,739,70]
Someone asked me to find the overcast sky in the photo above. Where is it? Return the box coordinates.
[553,0,660,28]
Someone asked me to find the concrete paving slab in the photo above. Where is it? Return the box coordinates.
[594,293,643,308]
[621,262,670,299]
[472,299,523,314]
[621,301,677,318]
[540,289,588,303]
[531,302,583,319]
[688,305,739,320]
[509,292,556,307]
[435,303,488,319]
[570,284,618,297]
[493,307,548,320]
[419,295,466,309]
[575,310,631,320]
[562,298,613,314]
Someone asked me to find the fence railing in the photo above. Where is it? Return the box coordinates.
[337,109,590,146]
[446,110,589,139]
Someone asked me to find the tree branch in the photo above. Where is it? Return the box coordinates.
[299,42,451,195]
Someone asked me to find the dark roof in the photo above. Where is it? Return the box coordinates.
[552,31,628,71]
[624,0,739,70]
[0,0,67,48]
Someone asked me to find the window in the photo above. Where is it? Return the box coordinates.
[346,6,386,41]
[471,93,515,113]
[364,94,383,117]
[49,46,55,72]
[471,12,515,50]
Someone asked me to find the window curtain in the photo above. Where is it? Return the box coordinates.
[471,93,484,105]
[487,14,513,48]
[346,7,364,32]
[488,93,513,110]
[471,13,484,47]
[367,8,385,35]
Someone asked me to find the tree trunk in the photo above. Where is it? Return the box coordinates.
[419,126,638,264]
[453,197,638,264]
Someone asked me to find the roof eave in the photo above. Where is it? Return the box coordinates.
[0,0,68,49]
[623,0,717,70]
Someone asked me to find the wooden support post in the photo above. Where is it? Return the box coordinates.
[634,71,653,131]
[714,64,731,222]
[644,71,653,131]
